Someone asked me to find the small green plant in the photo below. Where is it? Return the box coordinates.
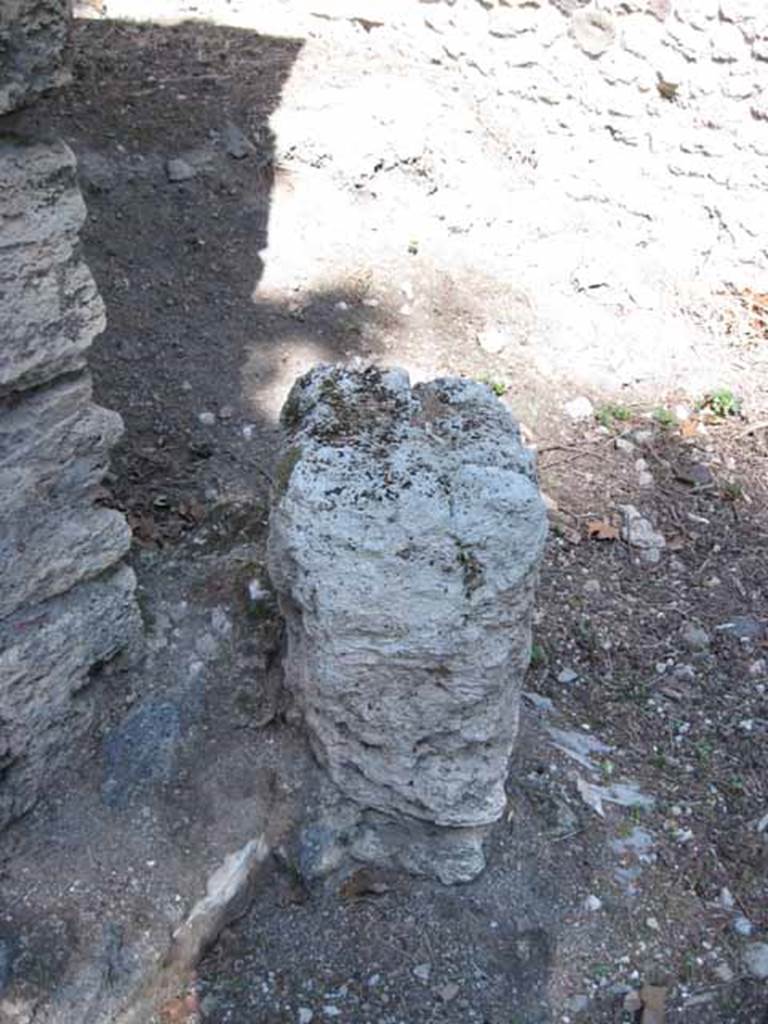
[694,739,714,765]
[703,388,741,418]
[529,642,546,668]
[722,480,744,501]
[595,403,632,428]
[653,406,675,428]
[477,374,509,397]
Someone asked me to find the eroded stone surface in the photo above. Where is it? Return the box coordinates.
[0,565,141,829]
[0,136,104,395]
[0,0,72,115]
[268,365,547,880]
[0,134,139,830]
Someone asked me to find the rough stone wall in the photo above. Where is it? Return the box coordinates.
[0,7,140,829]
[419,0,768,290]
[0,0,73,114]
[268,366,547,881]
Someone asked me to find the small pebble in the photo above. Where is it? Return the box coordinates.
[680,622,710,652]
[198,411,216,426]
[743,942,768,979]
[713,962,734,983]
[719,887,735,909]
[733,915,753,936]
[298,1010,313,1024]
[166,157,195,182]
[413,963,431,984]
[437,982,459,1003]
[583,894,602,912]
[557,667,579,685]
[564,396,594,421]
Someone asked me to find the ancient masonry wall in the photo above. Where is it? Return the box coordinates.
[0,2,141,829]
[419,0,768,290]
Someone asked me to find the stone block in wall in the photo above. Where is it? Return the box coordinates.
[0,373,131,618]
[0,503,131,621]
[0,130,141,829]
[0,135,104,395]
[268,366,547,881]
[0,0,72,115]
[0,374,121,518]
[0,566,141,829]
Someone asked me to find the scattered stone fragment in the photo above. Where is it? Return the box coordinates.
[619,505,665,563]
[577,777,654,817]
[413,963,431,983]
[547,727,613,771]
[557,666,579,685]
[298,1009,313,1024]
[198,411,216,426]
[583,578,601,597]
[166,158,195,182]
[716,616,765,641]
[719,887,735,910]
[222,121,254,159]
[680,622,710,652]
[615,437,636,454]
[743,943,768,980]
[732,914,753,936]
[566,994,590,1013]
[477,327,509,354]
[624,990,643,1013]
[583,894,602,912]
[522,691,557,714]
[713,962,734,983]
[436,982,459,1003]
[564,396,594,421]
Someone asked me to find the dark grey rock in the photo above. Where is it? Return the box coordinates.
[102,701,182,808]
[222,121,254,160]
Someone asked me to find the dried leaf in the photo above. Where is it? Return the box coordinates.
[587,520,619,541]
[128,512,159,545]
[640,983,667,1024]
[339,867,391,900]
[679,417,700,439]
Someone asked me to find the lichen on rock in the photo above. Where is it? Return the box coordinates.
[268,364,548,882]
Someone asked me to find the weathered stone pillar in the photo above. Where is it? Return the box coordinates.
[0,1,141,827]
[268,365,547,881]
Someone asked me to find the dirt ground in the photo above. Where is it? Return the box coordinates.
[7,5,768,1023]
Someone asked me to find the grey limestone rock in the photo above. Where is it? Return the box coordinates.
[0,0,72,115]
[0,566,141,829]
[0,133,140,831]
[268,365,547,880]
[0,136,105,395]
